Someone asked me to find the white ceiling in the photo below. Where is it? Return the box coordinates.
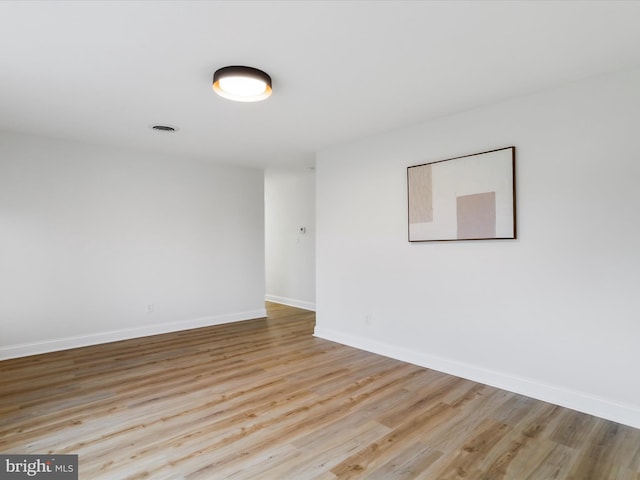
[2,0,640,169]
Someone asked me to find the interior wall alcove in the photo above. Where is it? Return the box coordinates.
[264,168,316,311]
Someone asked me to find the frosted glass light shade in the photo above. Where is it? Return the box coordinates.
[213,66,272,102]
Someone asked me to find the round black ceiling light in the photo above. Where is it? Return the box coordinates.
[212,66,272,102]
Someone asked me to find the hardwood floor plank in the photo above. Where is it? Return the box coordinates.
[330,401,458,478]
[1,302,638,479]
[365,442,443,480]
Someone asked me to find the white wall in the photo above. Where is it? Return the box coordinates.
[315,67,640,428]
[0,132,266,359]
[264,168,315,310]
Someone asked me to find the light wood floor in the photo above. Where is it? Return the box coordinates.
[1,303,639,479]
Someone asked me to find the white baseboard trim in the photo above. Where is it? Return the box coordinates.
[265,294,315,311]
[0,308,267,361]
[314,326,640,430]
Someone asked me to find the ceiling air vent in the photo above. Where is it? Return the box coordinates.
[152,125,176,132]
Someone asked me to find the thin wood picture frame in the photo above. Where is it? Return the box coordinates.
[407,146,516,242]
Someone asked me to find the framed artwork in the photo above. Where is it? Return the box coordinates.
[407,146,516,242]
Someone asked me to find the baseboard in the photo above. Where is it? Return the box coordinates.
[314,326,640,430]
[265,294,315,311]
[0,308,267,361]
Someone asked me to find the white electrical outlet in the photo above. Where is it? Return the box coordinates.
[364,314,372,326]
[146,303,154,313]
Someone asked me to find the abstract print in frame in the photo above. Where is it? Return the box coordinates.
[407,147,516,242]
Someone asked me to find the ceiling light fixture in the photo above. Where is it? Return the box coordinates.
[212,66,272,102]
